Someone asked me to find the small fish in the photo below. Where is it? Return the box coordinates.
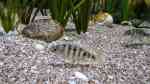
[48,41,104,65]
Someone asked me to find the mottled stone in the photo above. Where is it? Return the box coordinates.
[139,21,150,28]
[21,16,64,42]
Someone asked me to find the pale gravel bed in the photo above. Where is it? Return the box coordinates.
[0,24,150,84]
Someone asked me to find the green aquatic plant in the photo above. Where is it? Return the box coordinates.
[145,0,150,7]
[105,0,113,13]
[48,0,94,34]
[0,9,17,33]
[14,0,34,24]
[101,0,150,22]
[121,0,129,20]
[48,0,72,27]
[0,0,18,33]
[1,0,149,34]
[72,0,92,34]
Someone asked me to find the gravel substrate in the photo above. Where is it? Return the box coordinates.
[0,24,150,84]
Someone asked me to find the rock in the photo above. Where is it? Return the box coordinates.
[34,16,52,23]
[21,16,64,42]
[135,21,150,35]
[121,20,132,26]
[124,28,149,36]
[93,12,113,28]
[32,43,46,51]
[143,29,150,35]
[139,21,150,28]
[124,28,150,49]
[130,19,143,27]
[121,19,150,29]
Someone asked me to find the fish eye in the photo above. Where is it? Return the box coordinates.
[50,46,57,51]
[91,55,95,60]
[54,48,57,51]
[83,52,87,57]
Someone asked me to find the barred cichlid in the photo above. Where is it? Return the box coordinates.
[48,41,105,65]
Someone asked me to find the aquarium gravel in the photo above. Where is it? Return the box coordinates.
[0,24,150,84]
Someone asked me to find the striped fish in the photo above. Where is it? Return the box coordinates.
[48,41,104,65]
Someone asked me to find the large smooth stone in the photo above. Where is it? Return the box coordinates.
[22,23,64,42]
[21,16,64,42]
